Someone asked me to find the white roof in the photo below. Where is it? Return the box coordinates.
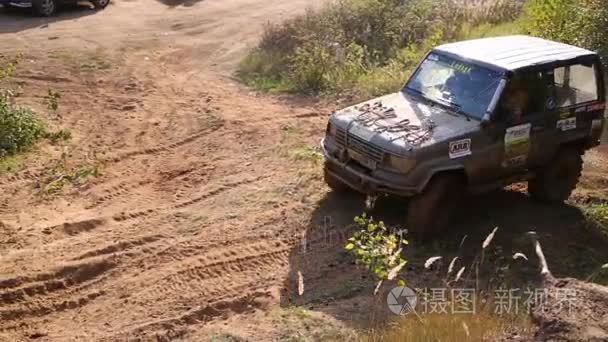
[434,35,596,71]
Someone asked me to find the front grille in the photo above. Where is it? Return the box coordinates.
[335,127,384,163]
[335,127,346,146]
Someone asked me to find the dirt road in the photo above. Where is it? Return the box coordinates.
[1,1,336,340]
[1,1,608,340]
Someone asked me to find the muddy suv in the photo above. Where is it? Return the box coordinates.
[321,35,606,233]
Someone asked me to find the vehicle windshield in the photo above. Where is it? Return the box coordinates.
[404,53,503,119]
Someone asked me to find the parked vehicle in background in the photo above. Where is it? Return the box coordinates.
[321,35,606,235]
[0,0,109,16]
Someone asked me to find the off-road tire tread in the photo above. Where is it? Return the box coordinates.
[528,148,583,203]
[32,0,55,16]
[407,174,463,236]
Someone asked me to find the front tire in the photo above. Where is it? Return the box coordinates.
[407,174,464,237]
[91,0,109,9]
[528,148,582,203]
[32,0,56,16]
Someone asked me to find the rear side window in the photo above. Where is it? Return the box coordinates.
[553,63,598,107]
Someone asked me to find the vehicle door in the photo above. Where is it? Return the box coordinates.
[492,70,555,174]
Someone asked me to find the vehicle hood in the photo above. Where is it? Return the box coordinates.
[330,92,479,155]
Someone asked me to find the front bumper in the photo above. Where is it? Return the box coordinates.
[320,138,418,197]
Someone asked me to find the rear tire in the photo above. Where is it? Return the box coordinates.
[91,0,109,9]
[407,174,464,237]
[323,165,351,193]
[32,0,56,16]
[528,148,582,203]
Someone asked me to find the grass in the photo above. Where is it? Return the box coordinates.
[287,146,323,164]
[271,307,357,341]
[366,310,532,342]
[48,50,113,71]
[456,18,525,40]
[0,154,24,175]
[584,203,608,231]
[37,161,101,196]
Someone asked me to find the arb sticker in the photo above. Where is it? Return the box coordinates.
[557,117,576,131]
[449,139,471,159]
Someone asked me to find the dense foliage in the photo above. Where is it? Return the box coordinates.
[239,0,522,97]
[524,0,608,63]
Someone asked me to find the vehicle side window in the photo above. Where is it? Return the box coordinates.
[498,71,547,123]
[553,63,598,107]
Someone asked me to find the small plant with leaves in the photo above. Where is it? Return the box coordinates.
[44,89,61,113]
[0,93,47,158]
[37,152,101,196]
[45,129,72,145]
[345,214,408,292]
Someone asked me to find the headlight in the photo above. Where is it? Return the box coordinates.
[384,154,416,173]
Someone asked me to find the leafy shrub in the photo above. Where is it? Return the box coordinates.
[524,0,608,63]
[0,94,47,157]
[345,214,408,288]
[239,0,524,96]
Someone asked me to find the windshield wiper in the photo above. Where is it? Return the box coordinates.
[403,86,427,99]
[434,97,471,121]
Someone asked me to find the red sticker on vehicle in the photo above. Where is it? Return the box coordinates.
[587,102,606,112]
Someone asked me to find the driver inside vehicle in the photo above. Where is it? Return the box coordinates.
[500,79,529,123]
[443,69,496,104]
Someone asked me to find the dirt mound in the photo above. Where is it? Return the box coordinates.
[533,278,608,341]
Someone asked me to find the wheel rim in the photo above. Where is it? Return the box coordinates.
[40,0,54,14]
[97,0,109,6]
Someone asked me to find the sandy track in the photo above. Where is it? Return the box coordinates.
[0,0,331,340]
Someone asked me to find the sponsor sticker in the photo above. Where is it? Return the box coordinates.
[450,61,472,74]
[559,108,571,119]
[503,123,531,168]
[449,139,472,159]
[575,105,587,113]
[557,117,576,131]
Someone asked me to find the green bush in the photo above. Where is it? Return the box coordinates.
[0,95,47,157]
[525,0,608,63]
[239,0,524,96]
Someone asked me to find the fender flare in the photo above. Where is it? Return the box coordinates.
[416,166,468,194]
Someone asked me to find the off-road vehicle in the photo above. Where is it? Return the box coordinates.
[0,0,109,16]
[321,35,606,233]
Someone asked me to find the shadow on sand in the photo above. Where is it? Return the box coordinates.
[281,188,608,328]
